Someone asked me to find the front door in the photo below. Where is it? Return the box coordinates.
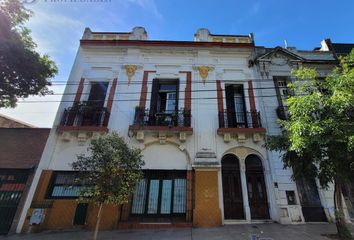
[73,203,88,225]
[296,174,327,222]
[245,155,270,219]
[130,170,187,221]
[222,154,244,219]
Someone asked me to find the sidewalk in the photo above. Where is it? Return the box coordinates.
[1,223,353,240]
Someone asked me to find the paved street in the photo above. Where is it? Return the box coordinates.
[1,223,354,240]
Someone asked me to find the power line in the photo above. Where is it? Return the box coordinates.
[0,78,313,87]
[15,94,307,104]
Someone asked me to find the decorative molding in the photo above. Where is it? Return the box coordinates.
[193,66,214,84]
[124,65,138,85]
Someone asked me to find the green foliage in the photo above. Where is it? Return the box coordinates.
[267,51,354,238]
[72,132,144,205]
[267,50,354,188]
[0,0,57,108]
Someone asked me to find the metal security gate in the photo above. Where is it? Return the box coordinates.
[130,170,187,222]
[296,174,327,222]
[0,169,29,234]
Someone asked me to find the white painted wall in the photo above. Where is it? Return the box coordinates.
[17,39,341,232]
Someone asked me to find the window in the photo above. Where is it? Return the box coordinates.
[48,172,84,199]
[150,80,179,114]
[225,84,247,127]
[87,82,109,108]
[131,170,187,216]
[273,76,290,107]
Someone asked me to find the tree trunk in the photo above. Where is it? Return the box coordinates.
[93,203,103,240]
[334,180,353,240]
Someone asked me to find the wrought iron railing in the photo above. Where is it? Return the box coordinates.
[60,103,109,127]
[133,108,191,127]
[276,106,290,120]
[218,110,262,128]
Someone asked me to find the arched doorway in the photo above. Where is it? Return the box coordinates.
[245,154,270,219]
[222,154,244,219]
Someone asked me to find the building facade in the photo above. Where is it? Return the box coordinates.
[16,27,352,233]
[0,116,49,235]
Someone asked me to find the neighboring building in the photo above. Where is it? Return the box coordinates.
[253,46,340,223]
[15,27,350,233]
[319,39,354,58]
[0,114,35,128]
[0,116,50,235]
[319,39,354,221]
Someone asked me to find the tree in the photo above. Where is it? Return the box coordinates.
[0,0,57,108]
[266,50,354,239]
[72,132,144,240]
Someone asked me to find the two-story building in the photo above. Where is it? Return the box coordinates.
[252,45,340,224]
[15,27,350,233]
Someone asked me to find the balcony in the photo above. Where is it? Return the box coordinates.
[57,103,109,133]
[276,106,290,120]
[129,108,193,142]
[217,110,266,143]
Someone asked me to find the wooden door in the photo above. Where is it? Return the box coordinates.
[73,203,88,225]
[245,155,270,220]
[222,155,244,219]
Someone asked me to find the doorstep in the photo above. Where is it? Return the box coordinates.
[117,222,192,230]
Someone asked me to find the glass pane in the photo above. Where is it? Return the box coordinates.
[173,179,186,213]
[131,179,147,214]
[160,180,172,214]
[159,84,176,91]
[257,178,263,199]
[165,93,176,112]
[147,180,160,214]
[51,186,82,197]
[54,173,76,184]
[234,93,245,123]
[247,178,253,199]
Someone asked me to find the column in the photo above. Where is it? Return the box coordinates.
[240,162,251,221]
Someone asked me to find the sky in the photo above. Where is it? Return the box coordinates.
[1,0,353,128]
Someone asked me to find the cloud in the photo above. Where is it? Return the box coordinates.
[27,8,85,55]
[250,1,261,16]
[127,0,163,20]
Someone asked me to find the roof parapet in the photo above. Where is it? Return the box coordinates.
[82,26,148,41]
[194,28,253,44]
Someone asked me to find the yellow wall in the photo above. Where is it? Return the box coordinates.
[193,170,222,227]
[23,170,119,232]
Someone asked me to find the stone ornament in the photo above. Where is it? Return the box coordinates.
[194,66,214,84]
[124,65,138,85]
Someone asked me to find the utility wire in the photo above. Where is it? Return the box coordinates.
[0,78,314,86]
[15,94,307,104]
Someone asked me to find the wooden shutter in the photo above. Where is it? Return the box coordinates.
[149,79,159,125]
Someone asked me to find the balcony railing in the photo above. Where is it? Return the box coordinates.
[276,106,290,120]
[60,104,109,127]
[133,108,191,127]
[218,110,262,128]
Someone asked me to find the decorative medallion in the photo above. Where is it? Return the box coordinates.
[194,66,214,84]
[124,65,138,85]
